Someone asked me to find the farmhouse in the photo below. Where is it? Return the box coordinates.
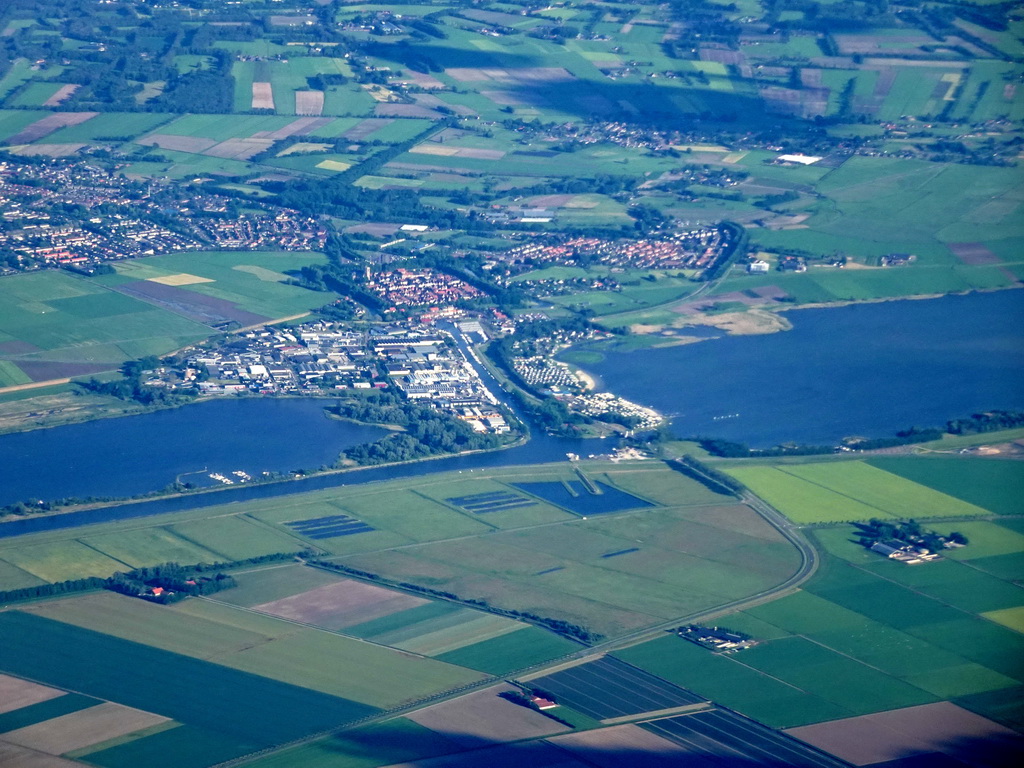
[678,624,757,652]
[530,695,558,710]
[869,540,940,565]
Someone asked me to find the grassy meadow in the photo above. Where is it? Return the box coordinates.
[617,516,1024,730]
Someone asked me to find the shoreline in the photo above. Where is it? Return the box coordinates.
[0,430,531,525]
[778,283,1023,314]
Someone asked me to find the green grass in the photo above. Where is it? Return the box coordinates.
[155,113,296,142]
[105,251,329,320]
[0,360,30,386]
[343,600,464,639]
[83,724,257,768]
[373,609,523,656]
[0,539,128,582]
[222,629,485,708]
[435,625,580,675]
[331,488,494,543]
[363,118,435,144]
[868,457,1024,516]
[0,109,48,142]
[415,478,575,529]
[742,636,939,714]
[624,522,1024,725]
[935,520,1024,560]
[778,461,989,519]
[45,112,172,143]
[616,637,853,728]
[726,465,885,523]
[168,598,307,639]
[0,60,36,101]
[337,501,801,639]
[81,528,224,569]
[0,611,377,746]
[599,465,732,506]
[24,591,278,660]
[0,559,46,590]
[169,516,307,561]
[8,81,63,107]
[0,271,210,378]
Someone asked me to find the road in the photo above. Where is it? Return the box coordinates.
[212,475,820,768]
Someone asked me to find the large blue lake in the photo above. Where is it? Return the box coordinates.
[585,290,1024,447]
[0,398,387,507]
[2,290,1022,534]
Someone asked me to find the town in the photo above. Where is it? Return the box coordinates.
[0,156,326,273]
[152,317,511,436]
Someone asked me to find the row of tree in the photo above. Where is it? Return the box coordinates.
[311,559,599,643]
[0,551,309,606]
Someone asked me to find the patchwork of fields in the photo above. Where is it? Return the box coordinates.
[617,516,1024,733]
[0,449,1019,767]
[0,251,328,385]
[726,459,1010,524]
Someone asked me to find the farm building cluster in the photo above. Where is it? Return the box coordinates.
[677,625,758,653]
[857,519,967,565]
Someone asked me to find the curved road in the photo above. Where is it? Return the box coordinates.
[213,474,821,768]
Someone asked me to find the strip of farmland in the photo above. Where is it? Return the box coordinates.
[0,612,377,748]
[644,709,849,767]
[528,656,706,720]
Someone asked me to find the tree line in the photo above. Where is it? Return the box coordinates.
[0,551,306,606]
[310,559,599,643]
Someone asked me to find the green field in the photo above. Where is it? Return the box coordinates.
[44,112,172,143]
[435,625,581,675]
[169,516,308,561]
[0,539,129,581]
[868,456,1024,516]
[81,527,224,569]
[96,250,329,321]
[0,463,804,643]
[0,611,377,747]
[727,460,990,524]
[0,271,211,381]
[727,465,886,523]
[20,589,485,709]
[778,461,989,518]
[618,521,1024,728]
[336,499,801,638]
[211,563,344,607]
[8,81,63,107]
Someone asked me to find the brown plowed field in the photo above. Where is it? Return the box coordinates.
[253,578,427,630]
[786,702,1024,767]
[0,675,64,715]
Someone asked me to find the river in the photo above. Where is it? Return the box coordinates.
[583,290,1024,447]
[0,398,389,507]
[3,290,1021,536]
